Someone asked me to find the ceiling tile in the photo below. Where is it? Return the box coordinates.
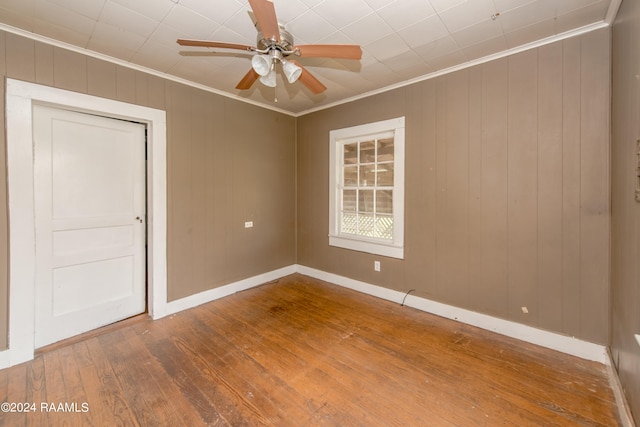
[492,0,535,13]
[556,0,604,15]
[497,0,558,33]
[427,49,467,70]
[450,17,503,48]
[313,0,374,30]
[47,0,105,20]
[555,1,609,33]
[462,34,508,60]
[397,14,449,48]
[161,4,220,39]
[109,0,172,22]
[377,0,436,31]
[99,1,159,39]
[87,21,146,60]
[33,19,91,48]
[364,0,395,11]
[437,0,496,33]
[364,32,411,61]
[427,0,466,13]
[381,49,429,74]
[272,0,310,24]
[413,35,460,61]
[34,0,96,37]
[178,0,244,25]
[286,9,336,44]
[341,12,394,46]
[503,17,556,48]
[132,41,182,72]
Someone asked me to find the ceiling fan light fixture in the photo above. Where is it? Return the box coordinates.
[259,69,277,87]
[251,54,272,76]
[281,59,302,84]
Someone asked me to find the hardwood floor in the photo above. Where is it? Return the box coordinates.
[0,274,622,426]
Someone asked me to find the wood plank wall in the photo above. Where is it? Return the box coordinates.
[0,30,297,350]
[296,28,611,344]
[611,0,640,420]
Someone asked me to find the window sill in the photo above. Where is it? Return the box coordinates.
[329,235,404,259]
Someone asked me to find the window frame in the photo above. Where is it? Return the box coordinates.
[329,116,405,259]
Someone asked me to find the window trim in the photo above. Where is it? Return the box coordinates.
[329,117,405,259]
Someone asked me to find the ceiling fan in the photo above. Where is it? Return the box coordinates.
[176,0,362,95]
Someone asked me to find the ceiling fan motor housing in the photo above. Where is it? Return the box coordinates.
[256,25,295,55]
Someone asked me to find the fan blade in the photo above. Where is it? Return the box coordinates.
[236,68,260,90]
[290,60,327,94]
[249,0,280,42]
[177,39,254,52]
[295,44,362,60]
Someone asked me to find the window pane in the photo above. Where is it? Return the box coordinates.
[343,166,357,186]
[344,143,357,164]
[377,138,394,162]
[359,164,375,187]
[376,163,394,186]
[360,140,375,163]
[341,212,358,235]
[358,190,374,213]
[358,213,375,237]
[343,190,356,213]
[375,215,394,239]
[376,190,393,214]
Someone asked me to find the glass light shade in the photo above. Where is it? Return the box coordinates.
[281,59,302,83]
[251,55,272,76]
[259,69,277,87]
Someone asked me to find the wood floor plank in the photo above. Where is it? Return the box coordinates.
[96,329,166,426]
[0,273,624,426]
[82,336,141,426]
[2,363,28,426]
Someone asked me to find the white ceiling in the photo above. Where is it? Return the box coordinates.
[0,0,619,115]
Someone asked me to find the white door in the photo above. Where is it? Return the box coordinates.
[33,105,146,348]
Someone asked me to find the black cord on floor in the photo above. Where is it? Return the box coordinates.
[401,289,415,306]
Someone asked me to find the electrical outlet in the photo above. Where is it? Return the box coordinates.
[374,260,381,272]
[521,306,529,314]
[244,221,253,228]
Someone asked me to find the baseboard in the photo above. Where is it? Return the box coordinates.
[606,349,637,427]
[295,265,609,364]
[162,265,297,317]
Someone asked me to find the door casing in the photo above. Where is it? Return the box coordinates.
[2,79,168,368]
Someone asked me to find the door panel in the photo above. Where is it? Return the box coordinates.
[33,105,146,348]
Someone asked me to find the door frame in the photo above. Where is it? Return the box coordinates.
[2,78,168,367]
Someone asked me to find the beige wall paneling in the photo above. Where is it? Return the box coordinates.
[87,57,117,99]
[34,42,53,86]
[52,47,87,93]
[0,31,7,349]
[579,30,611,345]
[506,49,539,326]
[203,94,228,288]
[440,70,471,306]
[167,83,195,301]
[115,66,136,104]
[296,30,611,344]
[5,33,35,81]
[467,66,483,317]
[478,58,509,318]
[536,42,564,333]
[611,0,640,420]
[0,30,297,348]
[404,79,437,298]
[561,36,583,338]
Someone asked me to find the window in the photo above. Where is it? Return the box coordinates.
[329,117,405,259]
